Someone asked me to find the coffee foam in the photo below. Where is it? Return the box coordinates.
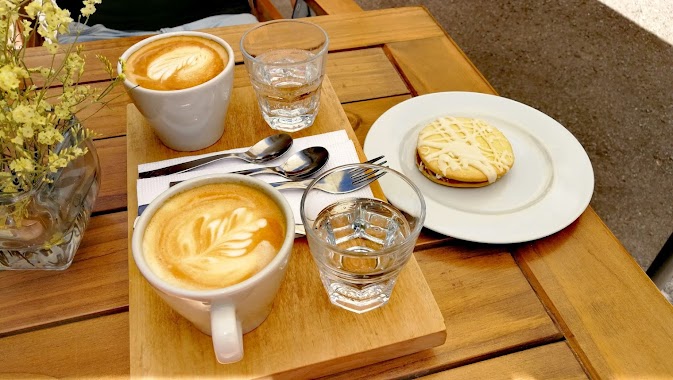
[125,35,228,91]
[142,183,286,290]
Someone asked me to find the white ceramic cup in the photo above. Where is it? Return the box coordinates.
[131,174,295,363]
[117,31,235,151]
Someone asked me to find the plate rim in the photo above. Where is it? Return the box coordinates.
[363,91,595,244]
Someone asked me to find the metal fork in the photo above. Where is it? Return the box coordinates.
[270,155,387,194]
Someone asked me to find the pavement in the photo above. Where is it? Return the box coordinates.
[355,0,673,299]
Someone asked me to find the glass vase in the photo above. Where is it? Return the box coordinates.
[0,129,101,270]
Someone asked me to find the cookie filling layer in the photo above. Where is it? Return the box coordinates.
[416,152,488,186]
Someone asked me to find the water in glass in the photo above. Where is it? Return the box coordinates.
[310,197,412,313]
[250,49,323,132]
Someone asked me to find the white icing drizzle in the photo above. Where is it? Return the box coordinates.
[417,117,512,183]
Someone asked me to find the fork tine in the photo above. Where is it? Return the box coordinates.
[352,167,386,183]
[347,156,387,179]
[352,171,386,187]
[350,163,388,182]
[364,155,385,165]
[349,168,375,182]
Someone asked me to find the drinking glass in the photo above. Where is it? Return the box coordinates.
[300,164,426,313]
[240,20,329,132]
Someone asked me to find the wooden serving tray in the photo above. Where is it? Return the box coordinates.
[126,76,446,379]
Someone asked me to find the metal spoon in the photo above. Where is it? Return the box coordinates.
[233,146,329,180]
[138,133,293,179]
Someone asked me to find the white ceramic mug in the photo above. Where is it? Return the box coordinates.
[118,31,235,151]
[131,174,295,363]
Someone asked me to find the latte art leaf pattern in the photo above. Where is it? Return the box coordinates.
[143,183,286,289]
[147,47,212,82]
[179,207,268,258]
[125,36,227,91]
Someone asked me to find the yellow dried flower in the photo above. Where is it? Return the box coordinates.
[47,153,68,172]
[10,158,35,174]
[42,1,73,35]
[24,1,42,19]
[81,0,102,18]
[10,134,24,146]
[19,125,35,139]
[0,65,20,92]
[0,180,17,193]
[1,0,120,197]
[11,105,36,124]
[38,128,65,145]
[43,41,59,54]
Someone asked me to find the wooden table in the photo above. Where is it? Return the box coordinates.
[2,6,673,379]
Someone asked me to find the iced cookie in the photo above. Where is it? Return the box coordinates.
[416,116,514,187]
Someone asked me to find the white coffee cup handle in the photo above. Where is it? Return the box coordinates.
[211,303,243,364]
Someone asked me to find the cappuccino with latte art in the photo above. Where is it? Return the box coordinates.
[125,35,229,91]
[132,174,294,363]
[142,183,287,290]
[118,31,235,151]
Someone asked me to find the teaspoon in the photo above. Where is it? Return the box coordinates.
[233,146,329,180]
[138,133,293,179]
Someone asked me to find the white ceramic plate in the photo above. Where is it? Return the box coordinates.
[363,92,594,244]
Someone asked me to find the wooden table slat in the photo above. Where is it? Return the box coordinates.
[514,208,673,379]
[0,313,129,378]
[342,94,411,147]
[385,36,497,96]
[420,341,588,380]
[325,48,410,103]
[0,212,129,335]
[306,0,364,16]
[93,137,127,213]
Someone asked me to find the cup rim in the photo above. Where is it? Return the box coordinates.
[131,173,295,299]
[299,163,427,256]
[239,19,329,65]
[116,31,235,94]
